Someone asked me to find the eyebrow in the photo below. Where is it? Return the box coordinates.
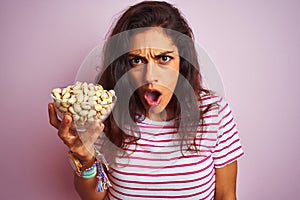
[128,50,175,57]
[158,50,174,55]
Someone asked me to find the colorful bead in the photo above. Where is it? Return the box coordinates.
[81,163,97,179]
[96,161,112,192]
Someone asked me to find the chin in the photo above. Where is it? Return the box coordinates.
[149,104,165,113]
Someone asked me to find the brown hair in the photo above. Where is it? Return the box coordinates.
[97,1,212,163]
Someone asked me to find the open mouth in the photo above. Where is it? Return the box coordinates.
[144,89,162,106]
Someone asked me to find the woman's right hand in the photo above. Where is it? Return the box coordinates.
[48,102,104,163]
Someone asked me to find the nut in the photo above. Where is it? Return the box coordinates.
[51,81,116,129]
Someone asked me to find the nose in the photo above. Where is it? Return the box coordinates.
[144,62,157,83]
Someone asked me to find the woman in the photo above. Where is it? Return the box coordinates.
[48,1,244,199]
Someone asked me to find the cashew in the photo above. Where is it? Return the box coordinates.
[83,86,89,95]
[73,103,82,113]
[62,87,69,96]
[73,114,80,121]
[81,102,91,110]
[94,104,102,111]
[88,90,96,97]
[76,94,83,103]
[52,88,61,94]
[62,92,70,100]
[73,89,82,95]
[109,90,115,96]
[88,110,97,118]
[61,101,70,108]
[79,110,89,116]
[51,81,116,129]
[53,93,61,100]
[101,92,109,100]
[68,106,76,114]
[100,108,107,115]
[83,95,89,102]
[59,106,68,112]
[68,95,76,104]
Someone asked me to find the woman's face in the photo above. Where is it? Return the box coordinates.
[128,28,180,121]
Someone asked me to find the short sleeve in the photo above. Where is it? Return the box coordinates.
[213,98,244,168]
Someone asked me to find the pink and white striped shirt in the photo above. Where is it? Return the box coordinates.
[106,94,244,199]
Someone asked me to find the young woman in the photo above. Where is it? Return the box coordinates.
[48,1,244,199]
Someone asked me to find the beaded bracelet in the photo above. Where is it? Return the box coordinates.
[81,163,97,179]
[80,161,112,192]
[79,147,112,192]
[96,161,112,192]
[93,147,112,192]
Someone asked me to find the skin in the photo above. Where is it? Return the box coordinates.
[48,104,107,199]
[214,161,238,200]
[128,28,180,121]
[48,27,238,200]
[129,27,238,199]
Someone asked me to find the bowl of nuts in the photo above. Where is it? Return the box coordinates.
[51,81,116,132]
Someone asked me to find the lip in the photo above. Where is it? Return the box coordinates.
[144,89,162,106]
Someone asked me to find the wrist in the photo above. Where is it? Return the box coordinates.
[81,163,98,179]
[71,147,96,164]
[68,149,112,192]
[79,154,95,165]
[68,151,96,176]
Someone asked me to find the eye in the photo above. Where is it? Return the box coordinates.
[158,55,173,64]
[129,56,144,67]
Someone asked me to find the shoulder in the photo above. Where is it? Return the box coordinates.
[198,91,228,115]
[197,91,238,137]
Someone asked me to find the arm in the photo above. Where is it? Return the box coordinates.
[74,173,107,200]
[213,98,244,200]
[214,161,238,200]
[48,103,108,200]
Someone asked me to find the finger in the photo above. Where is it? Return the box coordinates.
[87,122,104,143]
[78,122,104,148]
[90,122,104,142]
[57,114,73,140]
[48,103,61,129]
[69,123,104,162]
[59,115,79,147]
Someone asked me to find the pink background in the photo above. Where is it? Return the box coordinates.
[1,0,299,199]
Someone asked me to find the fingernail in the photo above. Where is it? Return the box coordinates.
[64,116,69,123]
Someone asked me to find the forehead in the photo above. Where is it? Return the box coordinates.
[129,28,178,53]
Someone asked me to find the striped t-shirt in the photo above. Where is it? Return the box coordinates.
[106,94,244,200]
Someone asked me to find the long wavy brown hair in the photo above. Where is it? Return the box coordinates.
[96,1,212,164]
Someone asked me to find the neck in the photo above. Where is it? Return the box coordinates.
[146,105,176,121]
